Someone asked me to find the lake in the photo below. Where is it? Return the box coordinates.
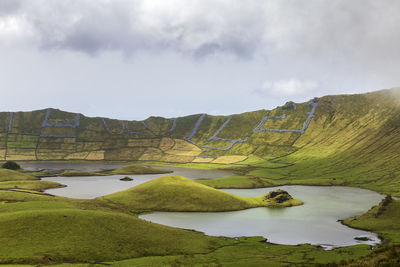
[40,163,234,199]
[140,185,384,249]
[36,163,384,248]
[21,162,127,172]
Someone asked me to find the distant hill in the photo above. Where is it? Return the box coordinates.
[1,88,400,195]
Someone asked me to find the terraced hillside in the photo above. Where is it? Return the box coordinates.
[0,98,317,163]
[1,88,400,195]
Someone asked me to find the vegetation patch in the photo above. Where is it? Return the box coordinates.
[164,139,202,156]
[192,157,214,163]
[344,197,400,243]
[1,161,21,170]
[159,137,175,151]
[338,245,400,266]
[0,169,37,182]
[212,155,247,164]
[161,154,195,163]
[138,147,163,161]
[0,208,231,264]
[128,138,160,147]
[198,175,275,189]
[55,238,375,266]
[104,148,146,161]
[0,180,62,191]
[354,236,372,241]
[101,175,302,211]
[58,170,106,177]
[0,149,6,160]
[110,164,171,175]
[85,150,105,160]
[5,149,37,161]
[64,151,89,160]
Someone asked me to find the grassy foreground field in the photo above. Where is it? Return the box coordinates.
[0,164,398,266]
[0,207,234,264]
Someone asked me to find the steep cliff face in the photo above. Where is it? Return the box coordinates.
[1,88,399,192]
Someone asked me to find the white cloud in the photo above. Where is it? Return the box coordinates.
[0,14,34,44]
[0,0,399,66]
[0,0,399,119]
[259,79,318,97]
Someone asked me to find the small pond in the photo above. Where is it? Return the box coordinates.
[140,185,384,249]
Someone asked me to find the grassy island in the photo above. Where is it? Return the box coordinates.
[109,164,172,175]
[101,175,302,212]
[58,170,107,176]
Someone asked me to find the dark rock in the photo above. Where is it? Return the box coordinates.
[275,194,290,203]
[354,236,371,241]
[264,190,292,203]
[266,189,289,199]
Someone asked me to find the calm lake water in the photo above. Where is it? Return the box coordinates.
[140,185,384,249]
[21,162,127,172]
[41,164,234,199]
[37,163,384,248]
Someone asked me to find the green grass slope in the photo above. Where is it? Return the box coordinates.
[0,167,63,192]
[0,180,62,191]
[339,197,400,266]
[339,245,400,266]
[101,175,301,211]
[244,89,400,196]
[344,196,400,244]
[0,169,37,182]
[0,208,232,264]
[51,238,375,267]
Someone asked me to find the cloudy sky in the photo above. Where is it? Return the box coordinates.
[0,0,399,120]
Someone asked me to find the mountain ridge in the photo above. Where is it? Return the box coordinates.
[1,88,400,195]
